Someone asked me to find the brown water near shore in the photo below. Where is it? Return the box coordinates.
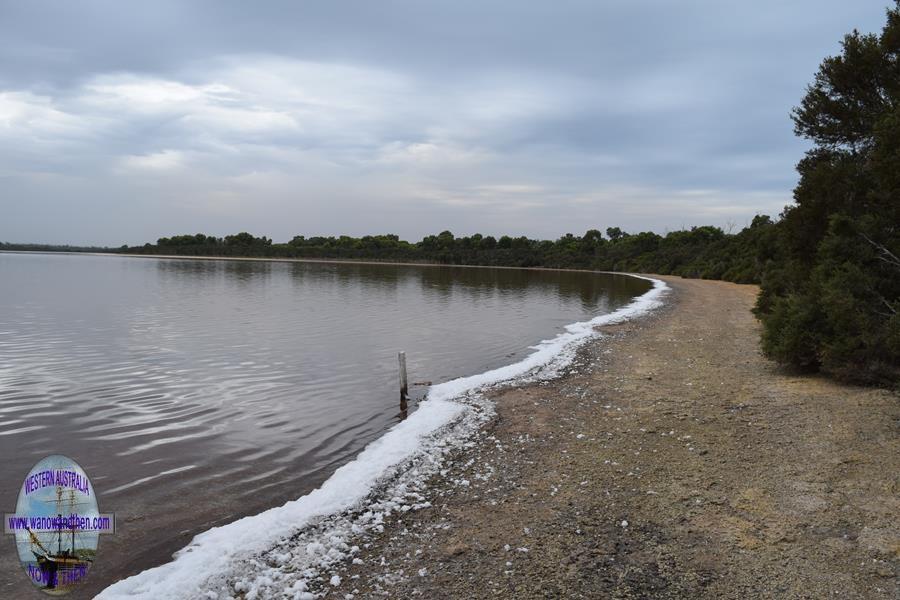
[330,276,899,599]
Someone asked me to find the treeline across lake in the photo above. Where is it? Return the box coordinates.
[122,185,897,387]
[0,242,112,253]
[124,219,778,284]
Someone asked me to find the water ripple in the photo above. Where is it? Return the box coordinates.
[0,252,649,576]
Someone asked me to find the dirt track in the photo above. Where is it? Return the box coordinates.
[330,276,899,599]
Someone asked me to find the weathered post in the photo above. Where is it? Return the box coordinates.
[398,351,409,412]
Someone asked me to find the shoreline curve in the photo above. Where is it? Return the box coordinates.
[96,274,668,599]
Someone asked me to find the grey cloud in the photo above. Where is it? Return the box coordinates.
[0,1,893,245]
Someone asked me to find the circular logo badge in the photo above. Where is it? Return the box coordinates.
[6,455,113,595]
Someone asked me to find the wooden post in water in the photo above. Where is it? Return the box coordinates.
[398,351,409,412]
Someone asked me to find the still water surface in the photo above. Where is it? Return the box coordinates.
[0,252,649,595]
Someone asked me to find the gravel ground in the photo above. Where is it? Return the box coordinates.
[325,276,899,599]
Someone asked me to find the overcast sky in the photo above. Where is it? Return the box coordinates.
[0,1,891,245]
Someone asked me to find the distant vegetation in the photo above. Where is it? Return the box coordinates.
[0,242,113,253]
[121,221,778,284]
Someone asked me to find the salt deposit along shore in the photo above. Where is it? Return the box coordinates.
[325,277,898,599]
[94,276,900,599]
[96,276,668,599]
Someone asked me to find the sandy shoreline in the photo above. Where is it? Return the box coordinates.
[323,276,899,599]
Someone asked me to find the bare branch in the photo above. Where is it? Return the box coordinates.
[879,295,898,315]
[860,233,900,269]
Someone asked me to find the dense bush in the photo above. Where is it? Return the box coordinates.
[755,3,900,385]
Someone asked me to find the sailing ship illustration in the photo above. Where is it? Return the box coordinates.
[24,486,93,593]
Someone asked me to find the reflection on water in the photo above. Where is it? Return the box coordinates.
[0,253,648,594]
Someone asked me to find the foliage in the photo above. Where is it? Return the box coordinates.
[122,220,779,284]
[755,3,900,385]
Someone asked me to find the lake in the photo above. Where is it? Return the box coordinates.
[0,252,650,596]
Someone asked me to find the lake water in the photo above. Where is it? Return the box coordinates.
[0,252,649,596]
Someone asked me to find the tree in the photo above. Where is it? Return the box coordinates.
[606,227,626,241]
[757,2,900,385]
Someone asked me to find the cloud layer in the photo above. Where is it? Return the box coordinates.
[0,1,891,245]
